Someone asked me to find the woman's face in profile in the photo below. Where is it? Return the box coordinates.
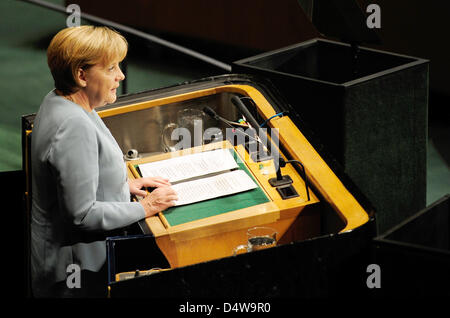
[83,61,125,108]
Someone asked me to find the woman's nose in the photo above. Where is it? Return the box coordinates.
[117,67,125,81]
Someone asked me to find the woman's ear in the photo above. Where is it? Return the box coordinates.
[76,68,88,88]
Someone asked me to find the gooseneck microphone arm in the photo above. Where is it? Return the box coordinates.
[230,96,292,186]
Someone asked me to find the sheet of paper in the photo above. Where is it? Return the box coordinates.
[172,169,257,206]
[138,149,239,183]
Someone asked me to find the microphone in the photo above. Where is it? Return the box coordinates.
[203,106,220,121]
[203,106,258,144]
[230,96,293,187]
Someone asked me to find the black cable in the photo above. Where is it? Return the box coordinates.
[260,111,289,128]
[285,159,310,201]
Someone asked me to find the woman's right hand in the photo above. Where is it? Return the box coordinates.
[140,186,178,218]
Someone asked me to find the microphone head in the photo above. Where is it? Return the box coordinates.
[203,106,218,119]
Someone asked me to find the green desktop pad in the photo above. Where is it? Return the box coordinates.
[136,149,270,227]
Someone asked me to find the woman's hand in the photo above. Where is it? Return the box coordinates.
[128,176,178,217]
[128,176,171,197]
[140,186,178,217]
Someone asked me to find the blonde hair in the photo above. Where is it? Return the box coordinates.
[47,25,128,95]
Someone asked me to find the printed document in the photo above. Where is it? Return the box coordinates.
[172,169,257,206]
[137,149,258,206]
[138,149,239,183]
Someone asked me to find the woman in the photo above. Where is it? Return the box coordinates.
[30,26,178,297]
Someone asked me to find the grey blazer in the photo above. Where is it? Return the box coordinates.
[30,90,145,296]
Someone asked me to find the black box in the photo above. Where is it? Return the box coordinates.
[233,37,429,234]
[372,194,450,298]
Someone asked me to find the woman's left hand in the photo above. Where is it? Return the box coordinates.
[128,177,171,197]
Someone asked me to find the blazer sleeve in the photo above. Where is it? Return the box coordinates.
[48,115,145,231]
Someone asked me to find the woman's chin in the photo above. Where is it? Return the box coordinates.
[107,93,117,104]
